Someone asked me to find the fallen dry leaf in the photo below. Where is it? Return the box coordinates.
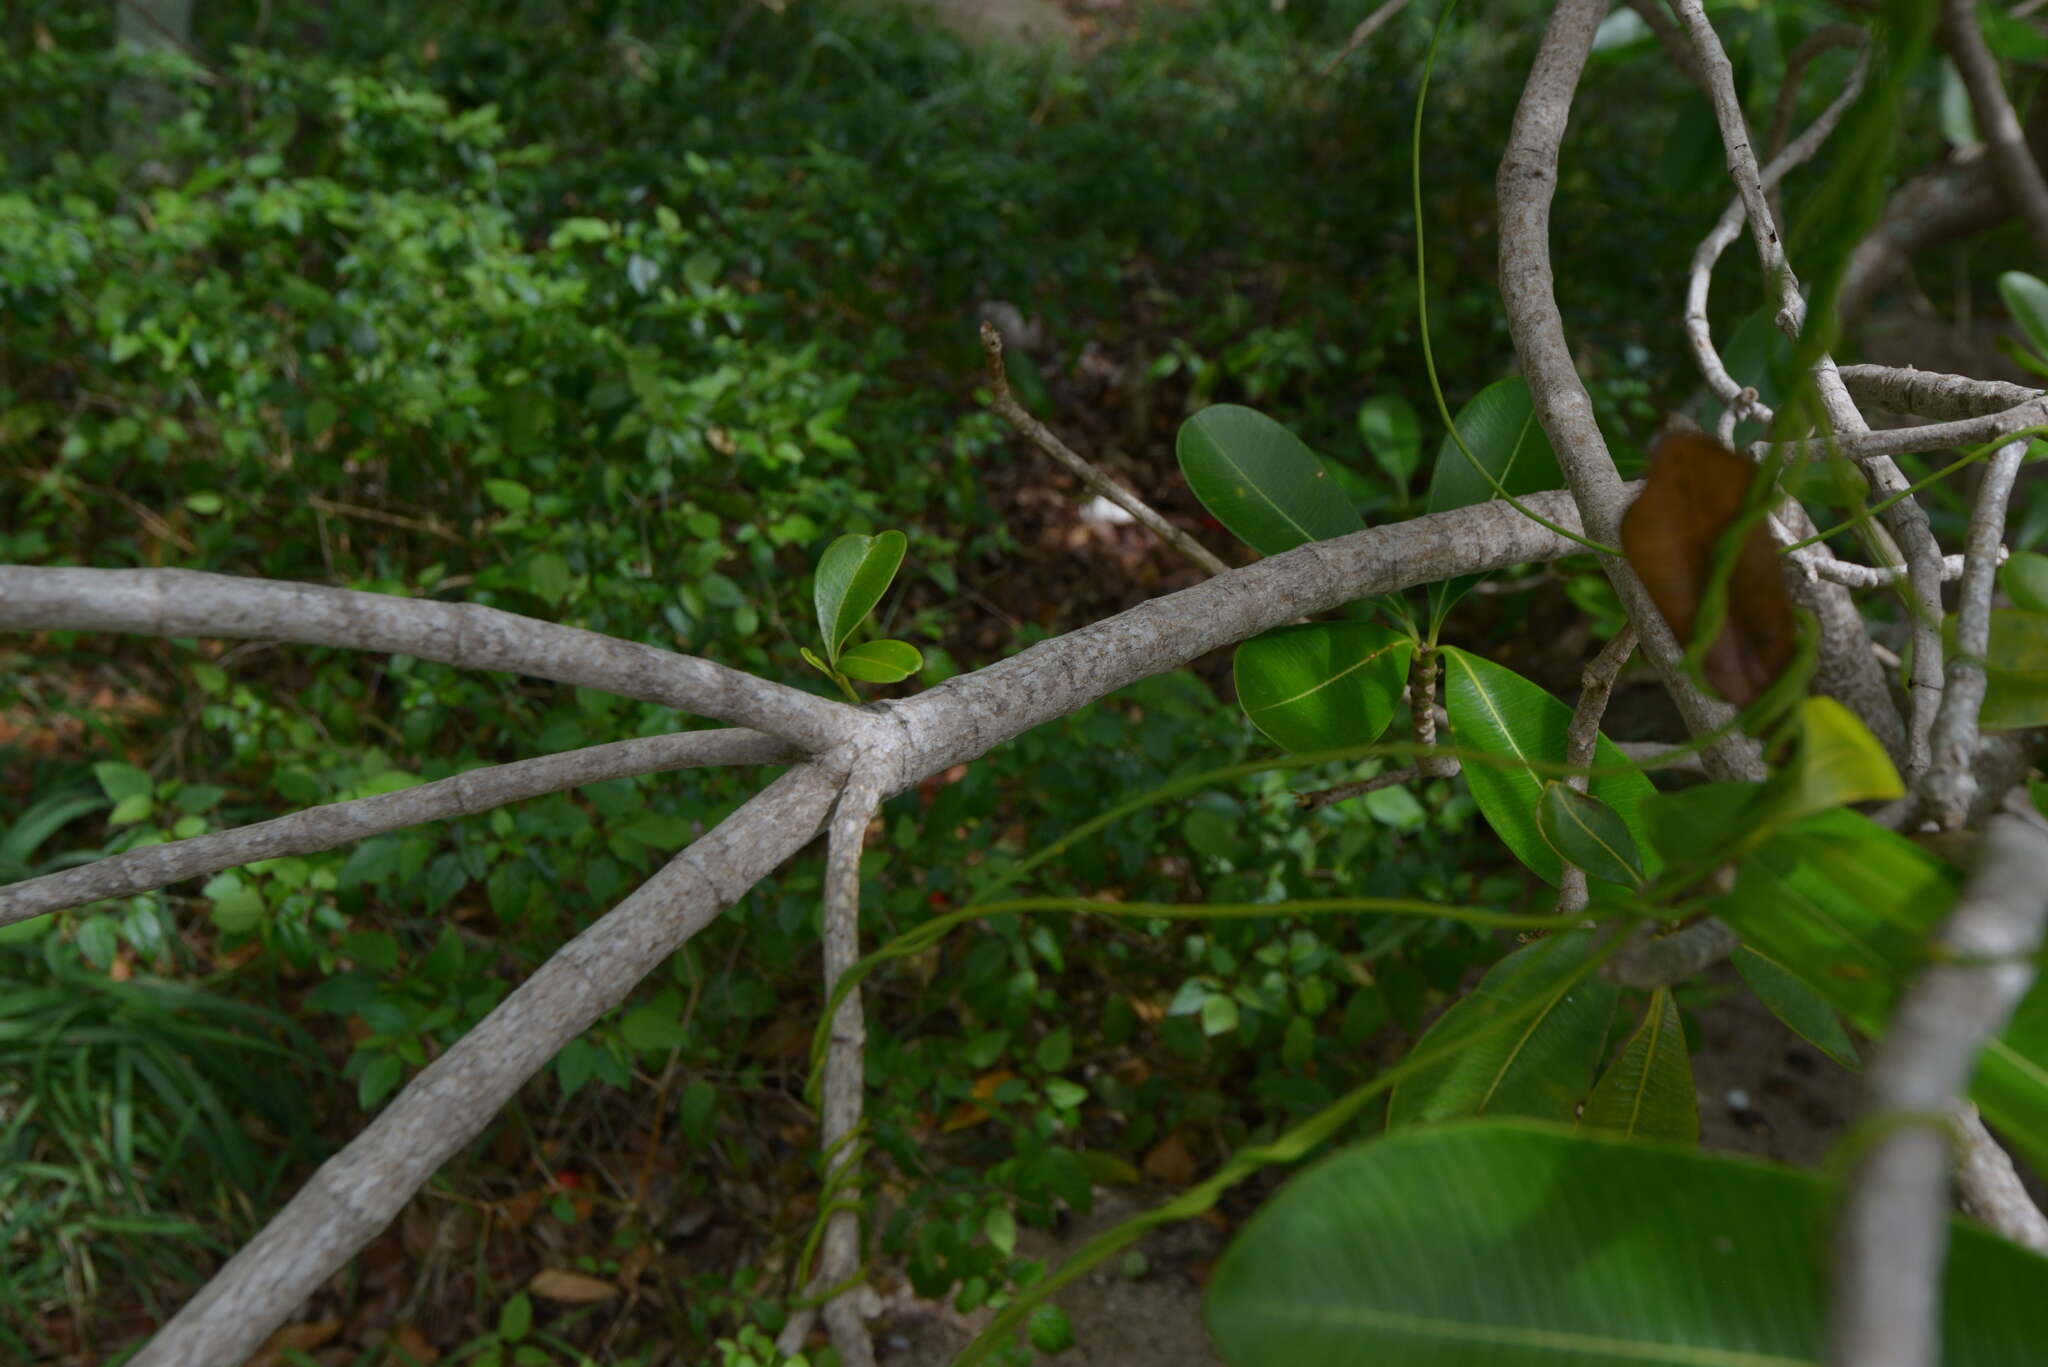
[529,1267,619,1303]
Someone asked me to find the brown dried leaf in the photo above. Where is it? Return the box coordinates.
[529,1268,620,1303]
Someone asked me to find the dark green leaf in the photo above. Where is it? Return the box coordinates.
[1580,987,1697,1143]
[1233,623,1413,752]
[2000,271,2048,364]
[2002,551,2048,614]
[1387,931,1616,1128]
[1177,405,1365,555]
[1423,378,1563,516]
[1440,648,1658,886]
[1536,783,1642,887]
[1207,1121,2048,1366]
[1731,946,1860,1071]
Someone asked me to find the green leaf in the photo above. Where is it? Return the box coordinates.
[1176,405,1365,555]
[1440,648,1659,886]
[483,478,531,513]
[1201,993,1241,1037]
[1580,987,1697,1143]
[677,1079,717,1146]
[1764,696,1903,824]
[1356,395,1422,487]
[1027,1305,1076,1354]
[1387,931,1616,1128]
[93,761,152,802]
[620,1004,689,1053]
[1731,946,1860,1071]
[814,530,907,663]
[546,216,613,248]
[526,551,573,607]
[836,637,922,683]
[108,793,154,826]
[1207,1121,2048,1366]
[498,1291,533,1343]
[1424,377,1563,516]
[984,1207,1018,1257]
[2002,551,2048,614]
[2001,271,2048,365]
[1947,609,2048,730]
[1939,57,1980,150]
[1233,623,1413,752]
[1535,783,1643,887]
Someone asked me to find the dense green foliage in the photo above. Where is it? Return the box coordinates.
[4,1,2015,1362]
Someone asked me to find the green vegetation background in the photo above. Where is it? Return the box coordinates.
[0,0,1794,1359]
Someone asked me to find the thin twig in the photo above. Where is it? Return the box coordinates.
[1829,805,2048,1367]
[1764,397,2048,464]
[1921,440,2028,828]
[1942,0,2048,265]
[1296,765,1421,813]
[1624,0,1706,90]
[0,729,799,927]
[1320,0,1413,79]
[1785,546,1979,589]
[1558,627,1637,914]
[978,322,1230,578]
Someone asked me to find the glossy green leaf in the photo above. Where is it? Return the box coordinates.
[1207,1121,2048,1367]
[1536,783,1643,887]
[1731,946,1860,1071]
[1440,648,1659,886]
[1233,623,1413,752]
[813,530,907,663]
[1946,609,2048,730]
[1387,931,1616,1128]
[1424,377,1563,516]
[836,638,923,683]
[2000,271,2048,364]
[1580,987,1697,1143]
[2002,551,2048,614]
[1177,405,1365,555]
[1356,394,1422,487]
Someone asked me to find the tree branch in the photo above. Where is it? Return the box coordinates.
[1838,365,2045,421]
[1942,0,2048,265]
[0,728,798,927]
[1829,806,2048,1367]
[130,760,849,1367]
[0,566,856,751]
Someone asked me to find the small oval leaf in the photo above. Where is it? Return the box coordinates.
[1536,782,1643,887]
[814,530,907,662]
[2000,270,2048,362]
[1950,609,2048,730]
[1233,623,1414,752]
[836,638,923,683]
[1768,696,1903,824]
[2001,550,2048,614]
[1177,405,1365,555]
[1356,394,1422,487]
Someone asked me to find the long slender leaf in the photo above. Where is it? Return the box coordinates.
[1580,987,1697,1143]
[1387,931,1616,1128]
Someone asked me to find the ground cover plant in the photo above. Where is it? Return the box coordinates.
[9,1,2048,1365]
